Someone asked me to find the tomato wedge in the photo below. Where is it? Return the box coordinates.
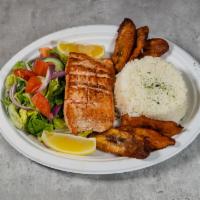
[33,59,49,76]
[25,76,42,94]
[14,69,36,81]
[39,47,51,58]
[31,93,53,120]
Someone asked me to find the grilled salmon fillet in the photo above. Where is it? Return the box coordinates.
[64,52,115,134]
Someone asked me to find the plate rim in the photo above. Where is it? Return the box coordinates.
[0,25,200,174]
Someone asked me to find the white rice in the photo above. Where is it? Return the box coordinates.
[114,56,188,123]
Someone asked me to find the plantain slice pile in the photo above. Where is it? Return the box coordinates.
[129,26,149,60]
[111,18,136,72]
[112,18,169,72]
[95,128,150,158]
[119,127,175,151]
[94,113,184,159]
[121,114,183,137]
[95,126,176,158]
[141,38,169,57]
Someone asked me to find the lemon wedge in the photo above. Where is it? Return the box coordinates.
[41,131,96,155]
[57,41,105,58]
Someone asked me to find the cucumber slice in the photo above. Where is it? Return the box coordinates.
[43,57,64,71]
[8,104,23,129]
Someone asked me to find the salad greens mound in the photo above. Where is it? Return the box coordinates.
[2,47,69,137]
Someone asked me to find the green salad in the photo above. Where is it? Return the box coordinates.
[2,47,69,137]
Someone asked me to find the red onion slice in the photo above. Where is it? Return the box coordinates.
[51,71,66,79]
[37,65,55,92]
[9,84,33,110]
[52,104,62,116]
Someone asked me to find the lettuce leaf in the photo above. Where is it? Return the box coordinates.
[78,130,93,137]
[8,104,23,129]
[46,79,59,99]
[1,96,11,107]
[5,74,16,89]
[46,79,65,108]
[26,113,53,136]
[16,77,26,92]
[13,61,27,69]
[15,92,32,107]
[19,109,28,125]
[53,117,66,129]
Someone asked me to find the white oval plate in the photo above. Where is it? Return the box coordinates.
[0,25,200,174]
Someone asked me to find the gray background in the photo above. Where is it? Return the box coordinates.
[0,0,200,199]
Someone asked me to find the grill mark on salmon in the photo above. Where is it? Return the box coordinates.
[68,64,114,77]
[69,85,112,94]
[69,71,113,79]
[68,74,114,91]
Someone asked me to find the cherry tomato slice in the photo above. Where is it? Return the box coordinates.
[39,47,51,58]
[31,92,53,120]
[33,59,49,76]
[25,76,41,94]
[14,69,36,81]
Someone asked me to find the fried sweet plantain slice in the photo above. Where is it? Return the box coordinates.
[112,18,136,72]
[119,126,175,150]
[129,26,149,60]
[121,114,183,137]
[142,38,169,57]
[95,128,150,158]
